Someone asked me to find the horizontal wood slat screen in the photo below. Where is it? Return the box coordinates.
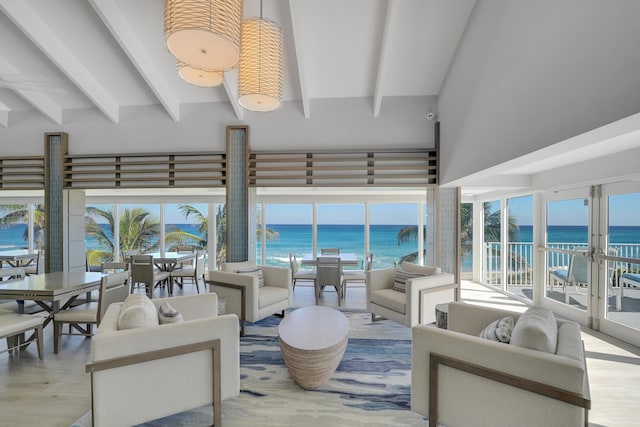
[1,149,438,190]
[249,149,438,187]
[64,153,226,189]
[0,156,45,189]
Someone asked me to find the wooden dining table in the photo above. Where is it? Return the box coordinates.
[0,271,104,326]
[0,271,104,351]
[0,249,39,268]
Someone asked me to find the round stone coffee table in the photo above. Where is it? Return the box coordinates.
[278,305,349,389]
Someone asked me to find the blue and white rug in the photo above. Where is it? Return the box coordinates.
[73,309,426,427]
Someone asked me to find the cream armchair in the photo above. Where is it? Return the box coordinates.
[86,293,240,427]
[208,261,292,336]
[412,303,590,427]
[366,262,457,327]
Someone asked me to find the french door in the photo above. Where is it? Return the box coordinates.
[541,184,640,347]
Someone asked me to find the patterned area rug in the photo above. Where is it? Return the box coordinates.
[72,309,426,427]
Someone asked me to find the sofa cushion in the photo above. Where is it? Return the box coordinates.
[510,306,558,353]
[158,301,184,324]
[371,288,406,314]
[117,294,159,330]
[392,269,424,293]
[399,262,442,275]
[238,267,265,287]
[479,316,515,343]
[258,286,288,309]
[221,261,257,273]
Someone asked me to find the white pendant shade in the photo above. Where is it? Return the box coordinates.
[164,0,243,71]
[238,17,282,112]
[177,62,224,87]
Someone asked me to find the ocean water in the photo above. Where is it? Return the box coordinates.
[3,223,639,270]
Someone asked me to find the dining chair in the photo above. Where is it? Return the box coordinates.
[24,251,44,276]
[320,248,340,255]
[129,255,171,298]
[52,271,129,353]
[171,251,206,293]
[289,253,316,291]
[315,256,343,306]
[341,252,373,298]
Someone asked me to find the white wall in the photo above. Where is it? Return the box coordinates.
[439,0,640,186]
[1,96,436,156]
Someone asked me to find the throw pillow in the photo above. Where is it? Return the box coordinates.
[238,267,265,287]
[158,301,184,324]
[118,294,159,330]
[479,316,515,343]
[510,306,558,354]
[392,269,424,293]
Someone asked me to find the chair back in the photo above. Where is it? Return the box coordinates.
[130,254,154,284]
[195,252,205,275]
[0,266,25,281]
[364,252,373,270]
[321,248,340,255]
[289,253,299,274]
[97,271,129,324]
[316,256,341,287]
[35,251,45,274]
[568,252,589,285]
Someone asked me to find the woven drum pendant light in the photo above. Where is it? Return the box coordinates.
[238,8,282,112]
[164,0,243,71]
[177,61,224,87]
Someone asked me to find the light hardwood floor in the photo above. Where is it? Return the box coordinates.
[1,280,638,427]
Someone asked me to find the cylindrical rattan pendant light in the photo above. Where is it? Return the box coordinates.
[177,61,224,87]
[238,7,282,112]
[164,0,243,72]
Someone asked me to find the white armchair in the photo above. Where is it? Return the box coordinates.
[412,302,590,427]
[366,262,457,327]
[86,293,240,427]
[208,261,292,336]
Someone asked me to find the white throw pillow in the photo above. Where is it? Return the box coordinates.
[117,294,159,330]
[510,306,558,354]
[158,301,184,324]
[479,316,515,343]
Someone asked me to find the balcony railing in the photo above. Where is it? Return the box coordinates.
[483,242,640,286]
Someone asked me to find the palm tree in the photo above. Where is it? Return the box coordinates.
[396,203,518,264]
[0,203,46,250]
[85,206,161,265]
[178,204,278,267]
[164,204,208,250]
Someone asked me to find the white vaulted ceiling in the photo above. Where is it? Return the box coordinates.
[0,0,476,125]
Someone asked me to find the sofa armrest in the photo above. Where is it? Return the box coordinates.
[411,324,587,426]
[405,273,456,325]
[262,266,292,290]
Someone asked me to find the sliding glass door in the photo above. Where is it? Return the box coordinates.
[599,183,640,346]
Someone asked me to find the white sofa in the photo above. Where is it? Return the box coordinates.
[208,261,292,336]
[366,262,457,327]
[86,293,240,427]
[412,302,590,427]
